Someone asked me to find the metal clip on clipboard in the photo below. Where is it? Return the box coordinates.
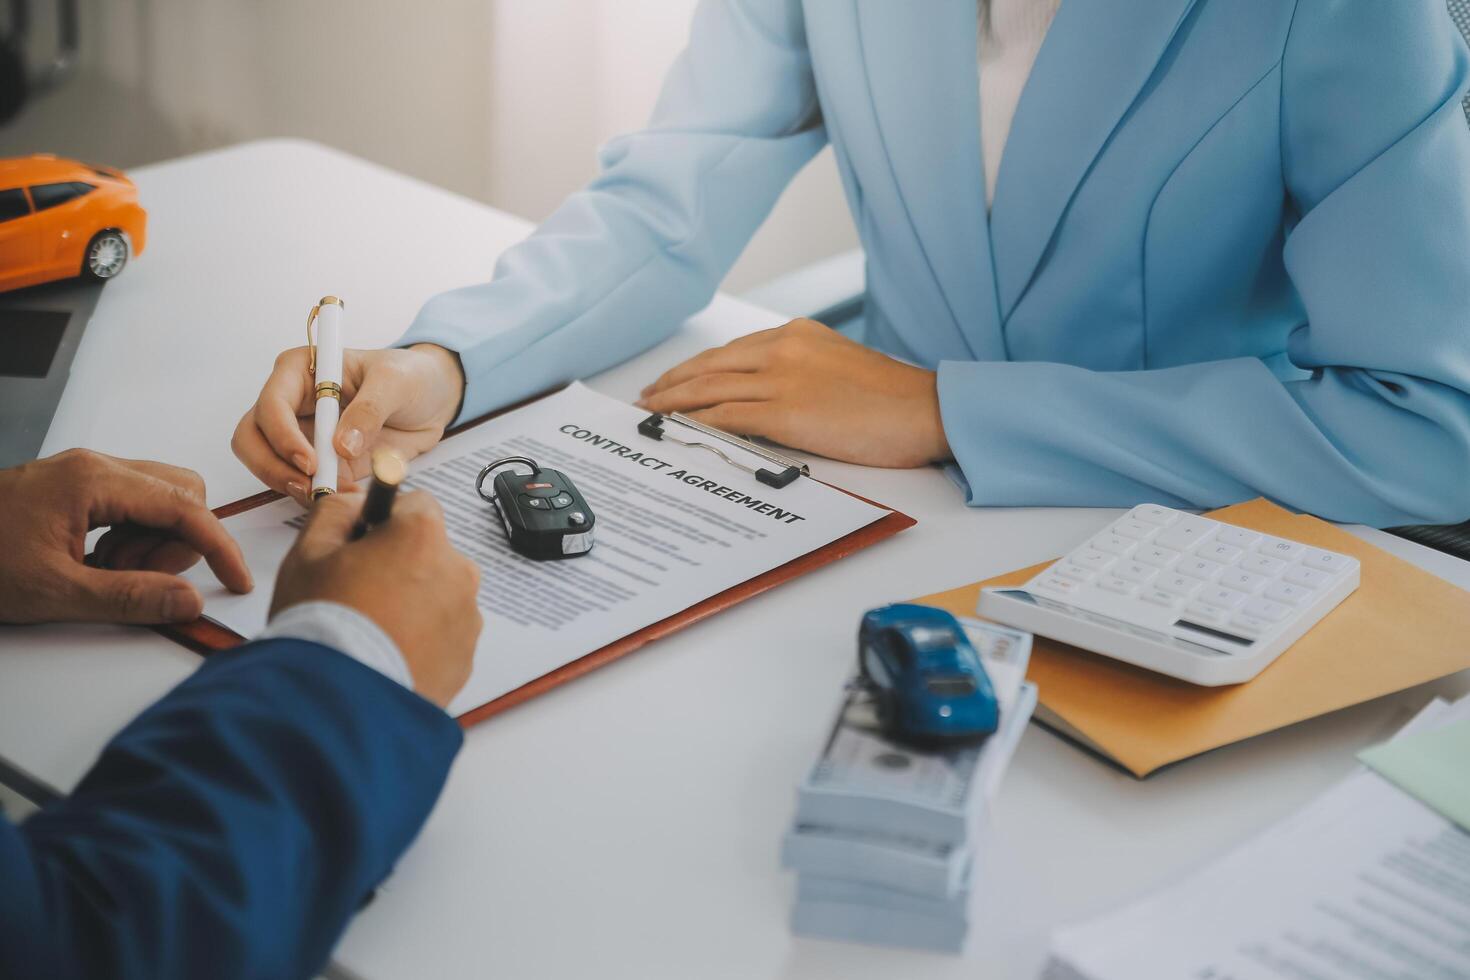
[638,412,808,489]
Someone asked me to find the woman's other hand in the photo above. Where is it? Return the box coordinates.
[638,318,951,468]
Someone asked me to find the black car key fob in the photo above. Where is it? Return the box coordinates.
[476,456,595,560]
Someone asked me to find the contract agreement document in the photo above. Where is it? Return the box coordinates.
[191,383,898,718]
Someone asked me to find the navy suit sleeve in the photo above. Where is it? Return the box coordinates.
[0,638,463,980]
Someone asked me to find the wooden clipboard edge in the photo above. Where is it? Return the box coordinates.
[154,389,918,729]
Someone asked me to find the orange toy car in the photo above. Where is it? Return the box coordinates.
[0,154,147,293]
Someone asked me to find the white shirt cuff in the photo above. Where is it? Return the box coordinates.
[258,600,414,691]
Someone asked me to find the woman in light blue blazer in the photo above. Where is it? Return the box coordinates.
[237,0,1470,527]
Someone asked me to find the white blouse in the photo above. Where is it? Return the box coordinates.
[979,0,1062,207]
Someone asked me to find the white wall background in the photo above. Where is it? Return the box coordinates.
[0,0,857,292]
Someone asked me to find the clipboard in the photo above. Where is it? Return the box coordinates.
[156,387,916,729]
[637,411,808,488]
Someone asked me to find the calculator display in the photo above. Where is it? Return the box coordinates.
[1173,619,1254,647]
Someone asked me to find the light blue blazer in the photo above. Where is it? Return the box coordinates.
[400,0,1470,527]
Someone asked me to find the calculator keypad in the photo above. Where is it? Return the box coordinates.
[1092,533,1136,556]
[1027,505,1359,651]
[1135,544,1180,567]
[1158,573,1203,596]
[1133,505,1178,526]
[1114,519,1155,539]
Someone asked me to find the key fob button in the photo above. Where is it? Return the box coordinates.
[521,495,549,509]
[550,492,574,509]
[568,511,587,526]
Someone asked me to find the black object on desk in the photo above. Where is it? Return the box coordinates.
[476,455,595,560]
[1388,520,1470,563]
[0,279,103,469]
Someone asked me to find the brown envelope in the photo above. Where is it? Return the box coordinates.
[915,498,1470,777]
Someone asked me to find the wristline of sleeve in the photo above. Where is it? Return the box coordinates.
[409,248,665,428]
[394,134,819,426]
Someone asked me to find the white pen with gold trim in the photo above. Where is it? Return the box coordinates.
[308,296,345,500]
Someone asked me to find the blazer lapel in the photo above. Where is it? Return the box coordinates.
[988,0,1200,320]
[855,0,1004,361]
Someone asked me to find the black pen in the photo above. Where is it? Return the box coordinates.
[350,450,408,540]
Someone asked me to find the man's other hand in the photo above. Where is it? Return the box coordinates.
[0,450,253,625]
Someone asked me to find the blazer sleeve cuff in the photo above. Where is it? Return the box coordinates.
[261,601,415,692]
[935,358,1199,510]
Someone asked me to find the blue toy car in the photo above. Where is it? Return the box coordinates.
[857,604,999,747]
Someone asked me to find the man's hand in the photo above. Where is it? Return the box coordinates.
[637,318,952,468]
[271,490,480,709]
[0,450,253,625]
[232,344,465,504]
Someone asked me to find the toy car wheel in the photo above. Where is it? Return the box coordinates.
[82,231,129,281]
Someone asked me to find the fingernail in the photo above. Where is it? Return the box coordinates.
[292,452,314,475]
[340,428,364,457]
[162,586,201,623]
[634,398,649,410]
[287,481,306,501]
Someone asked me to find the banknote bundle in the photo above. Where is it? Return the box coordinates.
[781,618,1037,954]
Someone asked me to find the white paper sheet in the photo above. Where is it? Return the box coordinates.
[191,383,890,717]
[1046,695,1470,980]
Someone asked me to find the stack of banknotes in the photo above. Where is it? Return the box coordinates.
[781,618,1038,954]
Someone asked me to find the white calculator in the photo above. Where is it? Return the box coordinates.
[977,505,1360,686]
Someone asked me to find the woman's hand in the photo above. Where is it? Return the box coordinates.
[0,450,252,625]
[232,343,465,503]
[637,318,951,468]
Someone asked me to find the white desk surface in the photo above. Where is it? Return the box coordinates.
[2,140,1467,980]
